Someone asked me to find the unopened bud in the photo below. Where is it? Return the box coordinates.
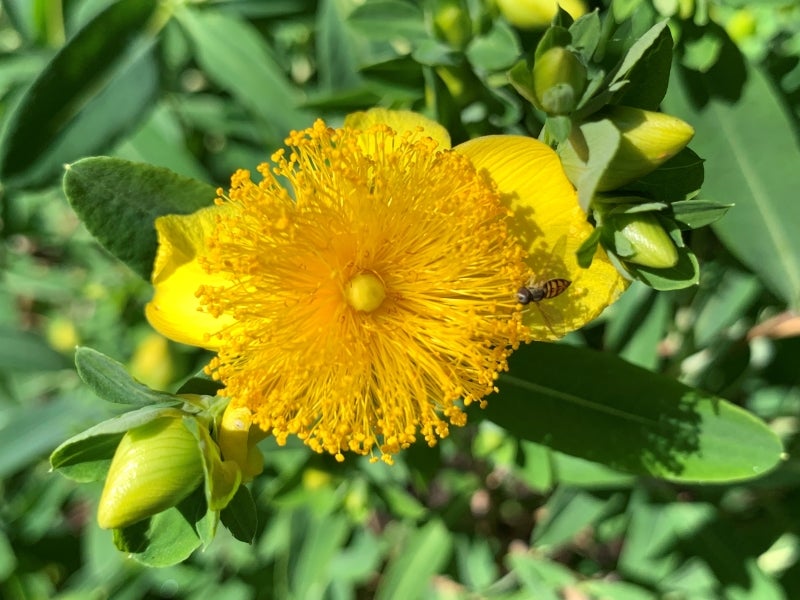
[219,404,264,481]
[432,0,472,49]
[534,47,587,115]
[98,417,203,529]
[496,0,587,29]
[612,212,679,268]
[560,106,694,191]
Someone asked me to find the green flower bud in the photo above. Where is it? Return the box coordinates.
[496,0,587,29]
[560,106,694,191]
[432,0,472,50]
[612,212,679,269]
[533,47,587,115]
[98,417,204,530]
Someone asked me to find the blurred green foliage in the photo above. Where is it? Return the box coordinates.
[1,0,800,598]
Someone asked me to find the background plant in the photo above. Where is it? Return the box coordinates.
[1,0,799,598]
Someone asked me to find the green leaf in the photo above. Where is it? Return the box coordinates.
[113,495,203,567]
[508,58,539,107]
[621,147,705,203]
[176,6,309,139]
[0,326,69,372]
[670,199,733,229]
[624,245,700,290]
[63,157,217,280]
[374,520,453,600]
[466,21,520,72]
[49,405,185,482]
[220,485,258,544]
[664,60,800,309]
[75,347,182,406]
[0,0,160,189]
[316,0,362,92]
[569,11,602,62]
[486,343,783,482]
[532,488,613,548]
[558,119,621,212]
[347,0,426,41]
[505,553,574,599]
[291,513,351,599]
[611,20,673,109]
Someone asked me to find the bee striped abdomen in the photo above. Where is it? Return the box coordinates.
[517,278,571,305]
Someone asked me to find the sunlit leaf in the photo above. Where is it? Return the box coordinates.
[487,343,783,482]
[63,158,216,280]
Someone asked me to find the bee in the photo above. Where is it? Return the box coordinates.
[517,278,571,305]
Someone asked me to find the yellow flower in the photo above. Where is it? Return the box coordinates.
[146,109,624,463]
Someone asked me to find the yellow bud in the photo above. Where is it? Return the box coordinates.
[98,417,203,530]
[533,47,587,115]
[218,404,264,481]
[432,0,472,49]
[561,106,694,191]
[46,317,79,352]
[128,332,175,391]
[725,9,756,44]
[496,0,587,29]
[613,212,679,268]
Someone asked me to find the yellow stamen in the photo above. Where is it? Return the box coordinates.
[195,119,530,462]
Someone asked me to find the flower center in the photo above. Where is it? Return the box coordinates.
[344,272,386,312]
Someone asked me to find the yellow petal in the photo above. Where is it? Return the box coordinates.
[344,108,452,149]
[145,205,235,349]
[457,135,627,339]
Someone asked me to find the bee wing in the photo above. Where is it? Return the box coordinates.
[524,235,571,340]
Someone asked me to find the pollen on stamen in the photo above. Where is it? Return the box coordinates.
[195,118,531,462]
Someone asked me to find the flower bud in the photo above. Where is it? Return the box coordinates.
[611,212,679,268]
[98,417,203,530]
[432,0,472,50]
[218,404,264,481]
[560,106,694,191]
[496,0,587,29]
[533,47,587,115]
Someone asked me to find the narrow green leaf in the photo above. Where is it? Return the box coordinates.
[0,326,69,372]
[532,488,611,547]
[486,343,783,482]
[664,61,800,308]
[49,405,184,481]
[176,7,308,140]
[75,347,181,406]
[569,11,601,61]
[505,553,573,599]
[63,158,216,280]
[347,1,426,41]
[611,20,672,109]
[0,0,160,189]
[291,513,351,599]
[316,0,362,92]
[374,520,453,600]
[670,199,733,229]
[0,395,101,479]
